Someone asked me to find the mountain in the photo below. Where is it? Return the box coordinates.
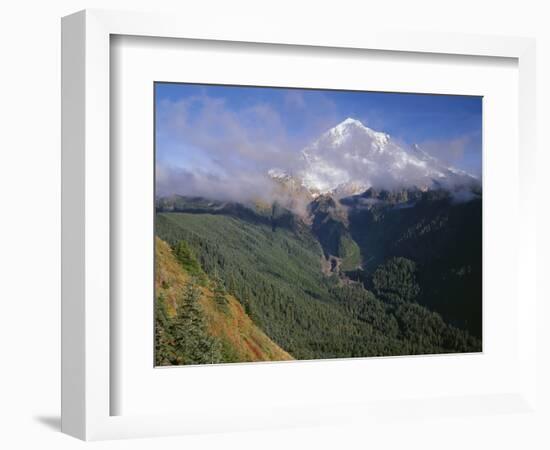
[269,118,479,198]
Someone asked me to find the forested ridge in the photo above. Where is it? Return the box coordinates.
[155,237,292,365]
[155,189,481,364]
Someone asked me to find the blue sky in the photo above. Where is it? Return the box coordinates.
[155,83,482,197]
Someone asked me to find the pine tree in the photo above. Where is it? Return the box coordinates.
[155,293,177,365]
[171,279,222,365]
[173,240,206,285]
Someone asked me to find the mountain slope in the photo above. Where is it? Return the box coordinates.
[156,208,481,360]
[155,237,293,364]
[344,189,482,336]
[308,194,361,272]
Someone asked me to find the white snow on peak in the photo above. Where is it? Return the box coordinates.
[341,117,363,126]
[268,168,289,179]
[294,118,477,196]
[323,117,390,148]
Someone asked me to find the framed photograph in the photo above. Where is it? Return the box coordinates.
[153,82,483,367]
[61,9,537,440]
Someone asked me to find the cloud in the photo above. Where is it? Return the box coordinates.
[156,90,343,209]
[417,132,482,176]
[284,90,306,109]
[156,164,275,203]
[157,94,298,173]
[419,136,468,160]
[156,164,313,217]
[156,93,307,208]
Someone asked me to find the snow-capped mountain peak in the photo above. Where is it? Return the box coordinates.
[321,117,389,148]
[340,117,363,127]
[267,168,291,180]
[269,118,478,198]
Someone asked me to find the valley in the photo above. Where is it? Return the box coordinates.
[155,186,482,364]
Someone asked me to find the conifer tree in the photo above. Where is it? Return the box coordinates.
[171,279,222,364]
[155,293,177,365]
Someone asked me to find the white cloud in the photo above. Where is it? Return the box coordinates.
[156,91,343,207]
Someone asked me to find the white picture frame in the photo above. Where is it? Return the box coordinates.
[61,9,537,441]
